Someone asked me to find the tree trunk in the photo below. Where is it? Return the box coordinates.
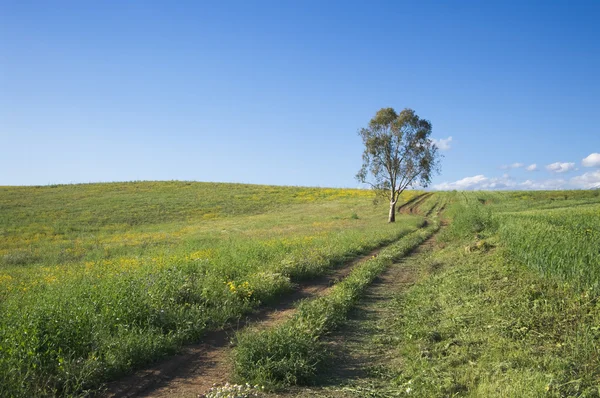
[388,201,396,223]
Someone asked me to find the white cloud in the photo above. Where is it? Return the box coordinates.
[485,175,517,190]
[519,178,567,190]
[432,136,452,151]
[433,175,487,190]
[501,162,524,170]
[433,169,600,191]
[582,153,600,168]
[433,174,517,191]
[570,170,600,189]
[526,164,537,171]
[546,162,576,173]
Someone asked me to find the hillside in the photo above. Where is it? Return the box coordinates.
[2,184,599,397]
[0,181,425,397]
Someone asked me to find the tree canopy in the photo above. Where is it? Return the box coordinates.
[356,107,440,222]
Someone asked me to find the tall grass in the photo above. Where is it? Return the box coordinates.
[439,199,497,241]
[0,182,423,397]
[499,206,600,290]
[387,235,600,397]
[441,191,600,290]
[232,220,439,388]
[381,190,600,397]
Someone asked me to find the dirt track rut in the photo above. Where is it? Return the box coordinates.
[104,245,388,398]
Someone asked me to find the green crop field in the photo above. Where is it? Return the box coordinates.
[442,190,600,289]
[2,183,600,397]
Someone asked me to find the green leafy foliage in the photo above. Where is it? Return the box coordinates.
[356,108,441,222]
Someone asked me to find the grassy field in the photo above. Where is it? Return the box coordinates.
[266,190,600,397]
[398,190,600,396]
[232,218,440,388]
[3,184,600,397]
[0,181,424,397]
[384,190,600,397]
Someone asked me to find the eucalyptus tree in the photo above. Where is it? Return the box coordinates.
[356,108,440,222]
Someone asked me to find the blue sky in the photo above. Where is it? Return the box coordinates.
[1,0,599,189]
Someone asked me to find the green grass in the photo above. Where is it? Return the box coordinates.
[260,190,600,397]
[4,184,599,397]
[0,181,424,397]
[232,218,440,389]
[385,233,600,397]
[499,206,600,290]
[443,190,600,290]
[324,190,600,397]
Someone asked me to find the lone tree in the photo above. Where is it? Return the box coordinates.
[356,107,440,223]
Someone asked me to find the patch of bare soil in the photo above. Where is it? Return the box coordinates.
[102,245,389,398]
[266,232,440,398]
[326,235,436,381]
[398,192,433,214]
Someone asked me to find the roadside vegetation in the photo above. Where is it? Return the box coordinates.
[0,181,423,397]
